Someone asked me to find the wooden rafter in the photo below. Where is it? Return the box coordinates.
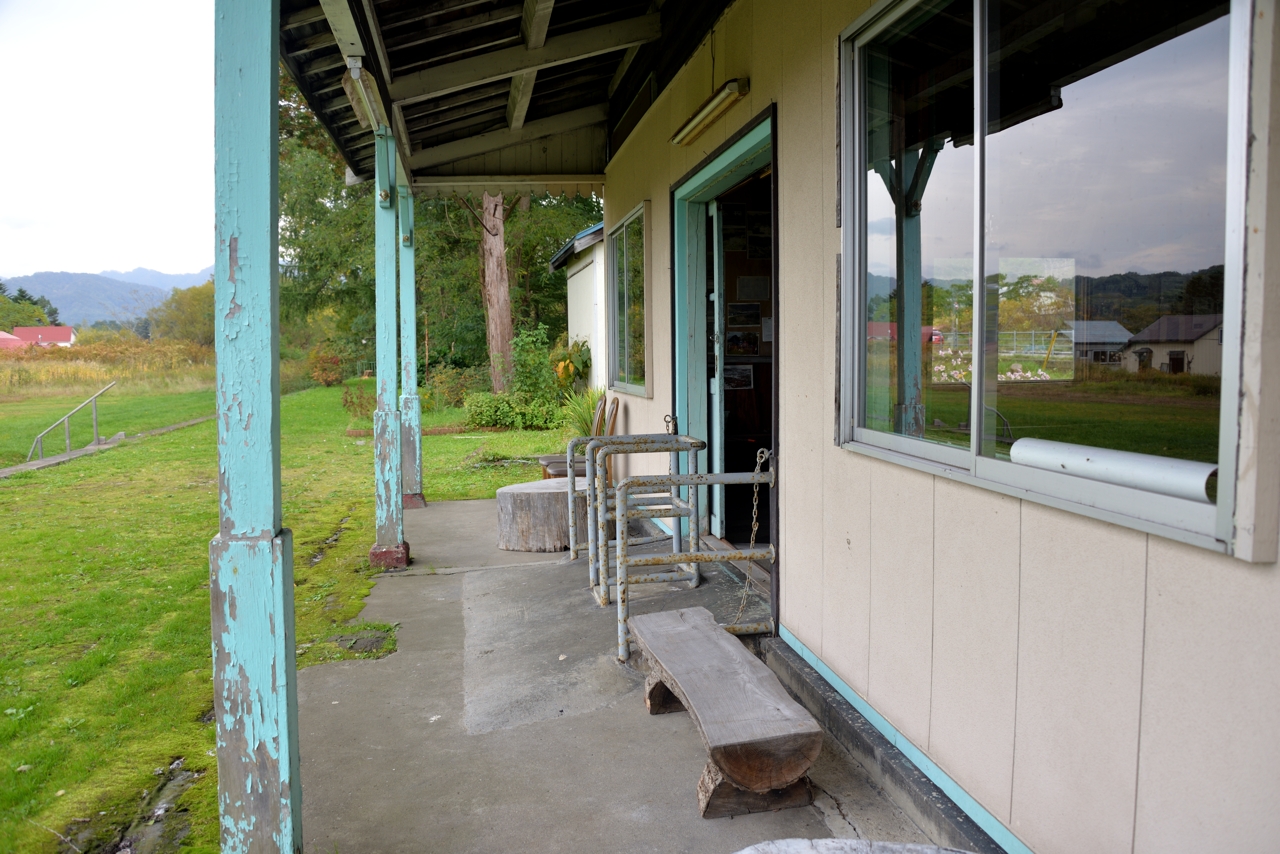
[389,13,659,106]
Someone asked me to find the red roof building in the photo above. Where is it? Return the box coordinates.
[0,330,29,350]
[11,326,76,347]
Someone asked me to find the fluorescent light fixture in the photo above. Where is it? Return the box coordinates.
[670,78,750,146]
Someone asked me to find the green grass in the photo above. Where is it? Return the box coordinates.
[0,385,566,852]
[0,389,216,469]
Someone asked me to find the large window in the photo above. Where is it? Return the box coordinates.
[842,0,1244,547]
[611,205,647,393]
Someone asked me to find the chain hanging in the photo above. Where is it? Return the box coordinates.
[732,447,772,625]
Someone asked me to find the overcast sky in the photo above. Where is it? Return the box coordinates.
[0,0,213,278]
[867,14,1230,283]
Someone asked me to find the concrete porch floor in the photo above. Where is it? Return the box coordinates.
[296,499,932,853]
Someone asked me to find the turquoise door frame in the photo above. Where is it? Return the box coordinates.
[708,200,726,537]
[672,117,773,533]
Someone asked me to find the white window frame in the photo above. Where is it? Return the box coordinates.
[608,201,649,396]
[837,0,1277,559]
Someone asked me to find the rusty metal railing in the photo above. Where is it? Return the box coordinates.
[26,382,116,462]
[614,468,777,661]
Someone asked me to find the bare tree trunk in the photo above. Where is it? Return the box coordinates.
[480,191,514,392]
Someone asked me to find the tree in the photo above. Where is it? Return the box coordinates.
[479,191,515,392]
[8,287,61,325]
[148,281,216,345]
[0,295,48,332]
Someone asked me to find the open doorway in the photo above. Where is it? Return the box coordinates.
[706,169,774,544]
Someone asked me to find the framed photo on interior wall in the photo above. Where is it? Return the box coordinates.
[727,302,761,327]
[726,331,760,356]
[723,365,753,390]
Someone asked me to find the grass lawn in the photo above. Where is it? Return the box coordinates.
[0,384,566,853]
[0,389,217,470]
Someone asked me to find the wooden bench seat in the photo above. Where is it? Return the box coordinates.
[629,606,823,817]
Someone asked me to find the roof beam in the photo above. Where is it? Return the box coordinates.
[385,5,523,54]
[408,103,606,169]
[411,173,604,188]
[507,0,554,130]
[391,13,659,106]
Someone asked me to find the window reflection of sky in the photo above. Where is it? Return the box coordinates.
[865,15,1228,280]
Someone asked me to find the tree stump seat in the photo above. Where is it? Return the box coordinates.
[629,606,824,818]
[495,477,588,552]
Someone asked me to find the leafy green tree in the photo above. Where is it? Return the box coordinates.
[148,281,215,345]
[0,295,48,332]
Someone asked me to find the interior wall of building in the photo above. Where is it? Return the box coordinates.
[601,2,1280,852]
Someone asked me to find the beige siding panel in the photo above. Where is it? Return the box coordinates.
[776,0,827,651]
[1132,537,1280,852]
[820,451,873,695]
[1011,503,1146,854]
[866,458,934,747]
[929,480,1020,823]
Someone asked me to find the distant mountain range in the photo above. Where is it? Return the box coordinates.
[99,266,214,292]
[0,266,212,327]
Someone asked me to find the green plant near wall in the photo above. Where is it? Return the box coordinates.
[561,386,604,445]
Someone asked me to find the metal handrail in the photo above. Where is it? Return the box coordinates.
[26,382,116,462]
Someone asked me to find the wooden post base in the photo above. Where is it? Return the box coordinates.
[402,492,427,509]
[369,541,410,569]
[697,761,813,819]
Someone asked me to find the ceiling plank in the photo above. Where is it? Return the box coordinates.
[385,5,523,54]
[390,14,660,106]
[408,103,606,169]
[284,5,328,30]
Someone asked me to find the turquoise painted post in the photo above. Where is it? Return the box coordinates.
[398,184,425,507]
[210,0,302,850]
[370,127,409,568]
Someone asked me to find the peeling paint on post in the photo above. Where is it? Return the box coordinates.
[399,184,425,508]
[370,127,410,568]
[211,0,302,850]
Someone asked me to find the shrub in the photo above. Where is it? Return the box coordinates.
[308,342,344,386]
[342,385,376,421]
[463,391,562,430]
[551,333,592,393]
[463,391,517,428]
[509,325,560,402]
[561,386,603,440]
[423,364,488,410]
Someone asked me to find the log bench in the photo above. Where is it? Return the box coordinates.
[496,478,588,552]
[629,606,823,818]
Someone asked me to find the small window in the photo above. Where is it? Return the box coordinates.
[610,206,646,393]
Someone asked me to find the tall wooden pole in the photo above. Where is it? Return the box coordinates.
[210,0,303,849]
[481,191,514,392]
[399,185,425,507]
[370,127,409,568]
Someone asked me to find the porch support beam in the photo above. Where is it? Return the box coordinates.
[390,13,660,106]
[507,0,555,129]
[408,103,606,169]
[371,126,410,568]
[399,184,425,507]
[211,0,303,850]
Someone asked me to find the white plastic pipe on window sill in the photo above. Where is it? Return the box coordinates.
[1009,438,1218,504]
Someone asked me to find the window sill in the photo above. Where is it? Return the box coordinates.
[839,439,1227,553]
[610,383,649,398]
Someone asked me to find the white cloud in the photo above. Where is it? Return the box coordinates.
[0,0,213,277]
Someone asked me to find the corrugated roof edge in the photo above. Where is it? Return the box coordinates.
[549,221,604,271]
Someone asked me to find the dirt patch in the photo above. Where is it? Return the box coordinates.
[328,629,390,653]
[63,759,201,854]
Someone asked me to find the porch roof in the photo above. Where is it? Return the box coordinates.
[281,0,733,197]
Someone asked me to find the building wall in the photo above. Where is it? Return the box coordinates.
[565,242,607,389]
[602,2,1280,852]
[1122,329,1224,376]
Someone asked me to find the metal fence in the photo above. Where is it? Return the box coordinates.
[27,382,116,462]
